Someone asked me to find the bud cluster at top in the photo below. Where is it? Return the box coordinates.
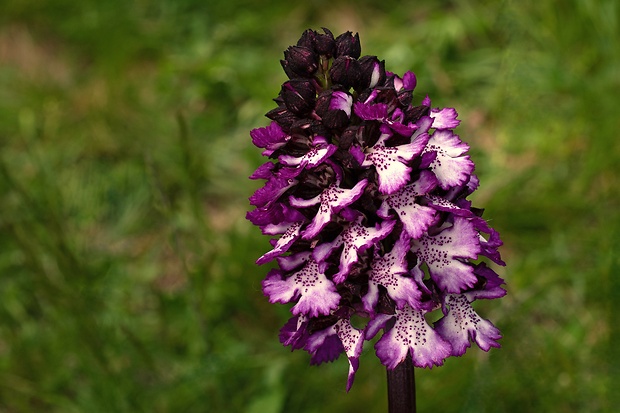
[247,28,506,391]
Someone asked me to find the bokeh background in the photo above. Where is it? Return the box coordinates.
[0,0,618,412]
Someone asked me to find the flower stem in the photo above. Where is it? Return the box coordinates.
[387,353,416,413]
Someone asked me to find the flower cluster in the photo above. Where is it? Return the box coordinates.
[247,28,506,391]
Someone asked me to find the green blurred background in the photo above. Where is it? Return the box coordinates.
[0,0,618,411]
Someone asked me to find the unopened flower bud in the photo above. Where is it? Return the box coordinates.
[335,31,361,59]
[314,27,336,57]
[282,46,319,78]
[280,79,316,115]
[329,56,362,89]
[358,56,386,89]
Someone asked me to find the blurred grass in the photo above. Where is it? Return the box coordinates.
[0,0,618,412]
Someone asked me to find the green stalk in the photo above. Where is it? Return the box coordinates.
[387,353,416,413]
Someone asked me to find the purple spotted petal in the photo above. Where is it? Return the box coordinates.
[334,319,365,392]
[362,132,429,195]
[250,121,290,156]
[371,305,452,369]
[262,259,340,317]
[377,173,438,239]
[430,107,460,130]
[290,179,368,240]
[411,217,480,293]
[423,130,474,190]
[425,194,475,217]
[276,250,311,271]
[364,233,421,312]
[333,218,396,283]
[256,221,304,264]
[279,136,337,169]
[312,235,344,268]
[435,294,502,356]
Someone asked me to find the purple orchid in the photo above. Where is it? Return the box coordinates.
[247,28,506,391]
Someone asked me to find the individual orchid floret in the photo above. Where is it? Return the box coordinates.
[362,233,422,313]
[434,294,502,356]
[392,70,417,92]
[250,121,290,156]
[421,129,475,190]
[360,130,429,195]
[366,305,453,370]
[289,178,368,240]
[278,136,337,173]
[255,221,304,265]
[411,216,481,293]
[377,170,438,239]
[331,216,395,283]
[262,258,340,318]
[248,171,297,208]
[247,28,506,392]
[305,317,365,391]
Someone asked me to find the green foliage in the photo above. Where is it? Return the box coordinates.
[0,0,618,411]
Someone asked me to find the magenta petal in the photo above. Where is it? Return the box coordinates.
[279,314,309,350]
[424,130,474,190]
[249,175,297,208]
[402,71,417,90]
[306,327,343,365]
[250,121,289,151]
[262,259,340,317]
[373,305,452,370]
[353,101,389,120]
[249,161,275,180]
[464,263,507,301]
[247,202,304,228]
[430,107,460,129]
[349,145,365,165]
[472,217,505,266]
[411,217,480,293]
[434,294,502,356]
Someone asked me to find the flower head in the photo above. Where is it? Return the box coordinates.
[247,28,506,391]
